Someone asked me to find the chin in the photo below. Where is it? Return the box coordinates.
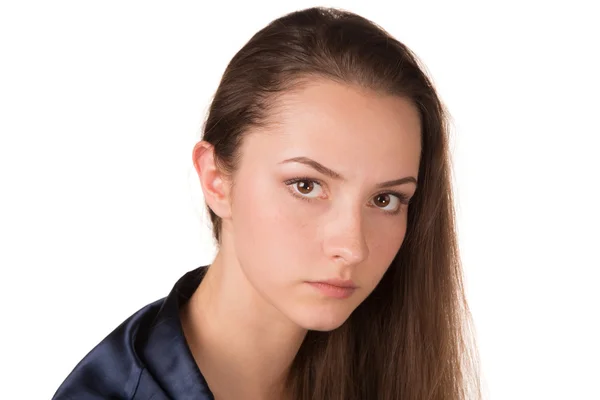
[304,321,346,332]
[293,309,352,332]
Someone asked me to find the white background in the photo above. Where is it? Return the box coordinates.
[1,1,598,399]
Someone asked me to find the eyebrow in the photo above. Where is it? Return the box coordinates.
[279,156,418,188]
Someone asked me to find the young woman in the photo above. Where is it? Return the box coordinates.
[53,6,480,400]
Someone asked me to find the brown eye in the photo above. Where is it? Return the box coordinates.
[285,179,323,199]
[374,194,391,207]
[296,180,314,194]
[371,193,401,213]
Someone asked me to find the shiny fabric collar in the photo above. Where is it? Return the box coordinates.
[52,266,215,400]
[141,266,214,399]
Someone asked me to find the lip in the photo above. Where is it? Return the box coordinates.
[313,278,357,288]
[306,279,357,299]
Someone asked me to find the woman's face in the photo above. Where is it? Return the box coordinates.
[227,79,422,331]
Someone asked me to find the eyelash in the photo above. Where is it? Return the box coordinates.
[283,177,411,215]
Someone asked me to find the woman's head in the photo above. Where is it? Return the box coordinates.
[194,6,479,399]
[195,6,429,330]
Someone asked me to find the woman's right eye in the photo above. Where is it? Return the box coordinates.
[285,179,324,199]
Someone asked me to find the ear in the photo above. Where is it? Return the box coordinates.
[192,141,232,219]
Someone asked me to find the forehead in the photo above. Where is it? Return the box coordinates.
[243,79,422,178]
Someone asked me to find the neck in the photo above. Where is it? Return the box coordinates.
[180,250,307,399]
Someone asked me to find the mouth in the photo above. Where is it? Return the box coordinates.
[306,280,357,299]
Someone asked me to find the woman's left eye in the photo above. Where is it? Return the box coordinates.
[371,193,407,213]
[372,193,398,210]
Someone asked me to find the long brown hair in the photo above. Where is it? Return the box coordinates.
[201,7,480,400]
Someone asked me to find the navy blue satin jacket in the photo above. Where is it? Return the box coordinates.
[53,266,215,400]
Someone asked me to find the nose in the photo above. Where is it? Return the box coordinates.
[322,205,369,266]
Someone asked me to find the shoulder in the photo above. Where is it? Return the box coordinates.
[52,265,212,400]
[52,298,165,400]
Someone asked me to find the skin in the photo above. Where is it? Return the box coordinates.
[182,78,422,399]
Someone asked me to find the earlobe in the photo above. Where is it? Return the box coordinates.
[192,141,232,219]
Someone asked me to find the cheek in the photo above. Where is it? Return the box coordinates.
[231,176,318,282]
[376,223,406,257]
[363,218,407,282]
